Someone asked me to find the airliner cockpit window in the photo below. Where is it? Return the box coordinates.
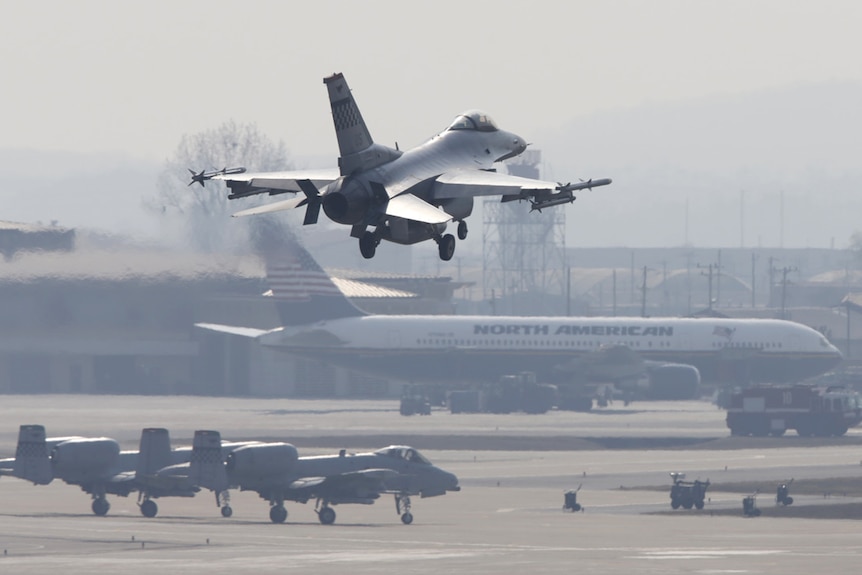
[447,110,499,132]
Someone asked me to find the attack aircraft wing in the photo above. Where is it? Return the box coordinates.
[432,170,612,212]
[287,468,400,500]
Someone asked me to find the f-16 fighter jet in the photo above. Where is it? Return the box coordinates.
[191,73,610,260]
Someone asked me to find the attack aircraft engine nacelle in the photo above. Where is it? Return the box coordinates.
[645,364,702,400]
[50,438,121,484]
[225,443,299,482]
[322,178,387,226]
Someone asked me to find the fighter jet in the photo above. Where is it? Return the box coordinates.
[188,430,459,525]
[1,425,199,517]
[190,73,611,260]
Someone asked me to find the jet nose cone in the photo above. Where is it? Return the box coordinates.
[446,471,460,491]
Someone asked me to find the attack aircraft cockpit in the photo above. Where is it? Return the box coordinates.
[374,445,432,465]
[446,110,499,132]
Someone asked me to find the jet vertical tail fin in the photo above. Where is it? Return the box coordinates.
[251,219,367,327]
[189,430,229,493]
[136,428,173,476]
[13,424,53,485]
[324,73,400,175]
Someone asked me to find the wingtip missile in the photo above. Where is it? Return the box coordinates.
[187,166,247,187]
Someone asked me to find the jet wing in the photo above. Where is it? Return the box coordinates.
[433,170,559,198]
[432,170,611,209]
[289,468,399,495]
[213,169,340,196]
[385,193,451,224]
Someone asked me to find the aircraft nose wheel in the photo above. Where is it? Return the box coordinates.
[221,505,233,518]
[92,497,110,516]
[318,506,336,525]
[457,220,468,240]
[359,231,378,259]
[269,504,288,524]
[401,512,414,525]
[140,499,158,518]
[437,234,456,261]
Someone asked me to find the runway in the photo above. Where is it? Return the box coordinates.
[1,395,861,574]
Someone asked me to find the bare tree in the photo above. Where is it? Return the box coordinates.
[148,120,291,253]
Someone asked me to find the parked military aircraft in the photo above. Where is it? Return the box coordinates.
[188,430,459,525]
[190,72,611,261]
[197,233,843,407]
[1,425,198,517]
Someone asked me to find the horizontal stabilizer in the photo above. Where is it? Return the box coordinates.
[195,323,270,338]
[385,193,451,224]
[232,196,307,218]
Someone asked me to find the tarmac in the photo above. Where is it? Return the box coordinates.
[1,395,862,574]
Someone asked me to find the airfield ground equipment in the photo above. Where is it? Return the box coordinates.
[447,372,557,415]
[725,384,862,437]
[563,485,583,512]
[399,385,432,416]
[743,492,761,517]
[776,479,794,506]
[669,472,709,510]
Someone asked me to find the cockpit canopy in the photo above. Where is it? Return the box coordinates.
[374,445,431,465]
[447,110,499,133]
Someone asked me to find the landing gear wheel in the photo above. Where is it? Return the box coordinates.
[359,232,377,259]
[401,512,414,525]
[438,234,455,261]
[140,499,158,518]
[457,221,468,240]
[221,506,233,518]
[92,498,110,516]
[318,506,336,525]
[269,505,287,524]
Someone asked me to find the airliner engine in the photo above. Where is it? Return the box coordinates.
[226,443,299,479]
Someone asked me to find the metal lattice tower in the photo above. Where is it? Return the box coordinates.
[482,150,567,315]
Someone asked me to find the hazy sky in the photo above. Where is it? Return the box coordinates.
[3,0,861,162]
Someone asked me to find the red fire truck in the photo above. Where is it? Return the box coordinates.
[726,384,862,437]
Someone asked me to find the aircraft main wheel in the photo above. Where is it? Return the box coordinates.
[269,505,288,524]
[140,499,158,518]
[457,221,468,240]
[92,498,110,516]
[359,232,377,259]
[438,234,455,261]
[318,506,336,525]
[401,512,414,525]
[221,506,233,518]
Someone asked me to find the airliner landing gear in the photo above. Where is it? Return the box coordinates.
[91,495,110,516]
[395,494,413,524]
[359,231,379,259]
[318,505,336,525]
[437,234,455,261]
[140,498,158,518]
[457,220,468,240]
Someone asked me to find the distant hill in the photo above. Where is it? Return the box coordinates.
[535,81,862,249]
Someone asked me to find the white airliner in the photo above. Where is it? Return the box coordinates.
[198,234,843,402]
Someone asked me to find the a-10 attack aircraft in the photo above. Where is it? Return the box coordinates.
[0,425,248,517]
[190,72,611,261]
[187,430,460,525]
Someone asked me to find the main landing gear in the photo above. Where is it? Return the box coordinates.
[356,220,467,261]
[217,489,232,518]
[139,498,158,518]
[91,495,110,517]
[395,494,414,525]
[269,495,288,523]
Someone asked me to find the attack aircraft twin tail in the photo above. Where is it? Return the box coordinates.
[190,73,611,260]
